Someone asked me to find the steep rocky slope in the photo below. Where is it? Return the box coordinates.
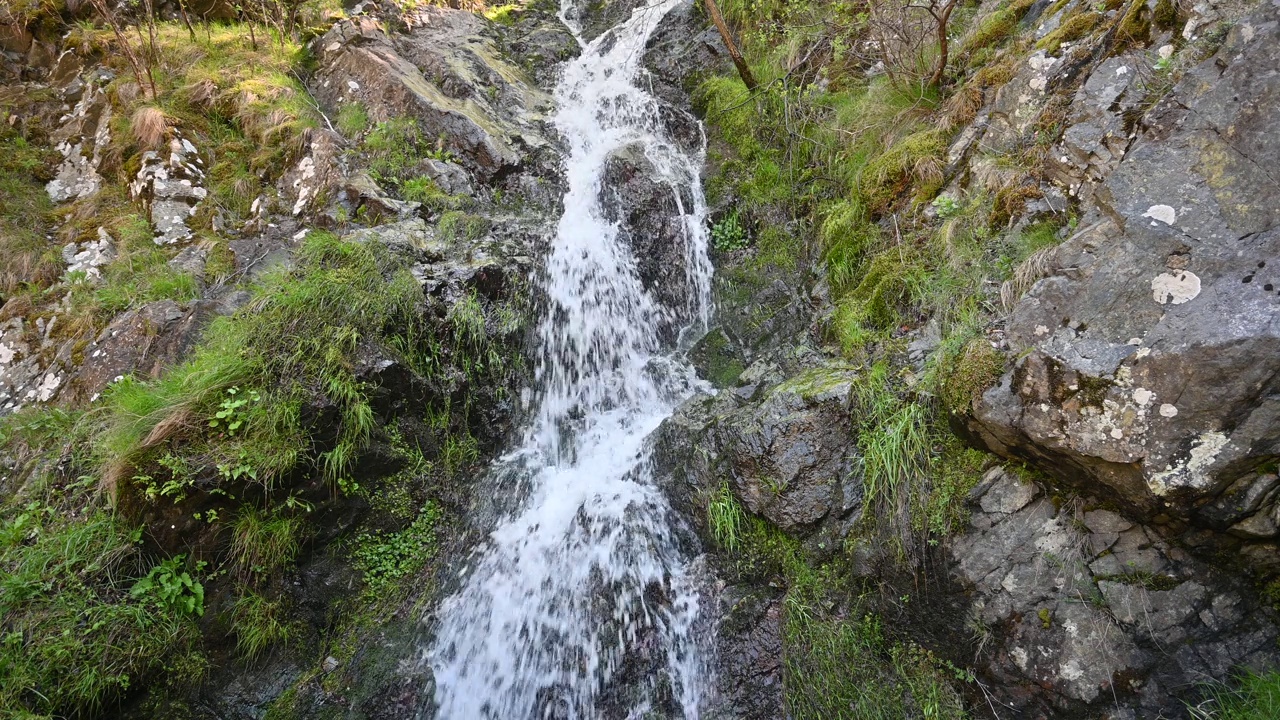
[646,0,1280,717]
[2,0,1279,717]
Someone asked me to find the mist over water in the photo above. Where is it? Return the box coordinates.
[426,1,717,717]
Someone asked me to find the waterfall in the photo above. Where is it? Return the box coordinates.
[426,0,717,717]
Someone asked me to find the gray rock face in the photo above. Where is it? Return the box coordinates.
[953,468,1280,717]
[61,227,116,281]
[970,8,1280,532]
[1044,54,1146,203]
[45,69,113,203]
[654,361,864,541]
[311,10,554,181]
[130,131,208,246]
[717,367,863,533]
[64,299,217,405]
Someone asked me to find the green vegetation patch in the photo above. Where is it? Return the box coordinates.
[1191,671,1280,719]
[0,480,197,717]
[0,114,59,296]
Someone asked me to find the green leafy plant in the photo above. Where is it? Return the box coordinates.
[931,194,961,218]
[711,211,749,252]
[209,386,260,435]
[351,504,440,598]
[130,555,205,617]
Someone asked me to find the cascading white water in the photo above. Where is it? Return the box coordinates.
[427,1,716,718]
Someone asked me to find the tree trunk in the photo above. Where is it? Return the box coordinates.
[929,0,957,88]
[704,0,757,91]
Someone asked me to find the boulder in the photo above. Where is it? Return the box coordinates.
[311,10,554,181]
[970,9,1280,527]
[653,361,864,540]
[63,299,220,405]
[953,467,1280,716]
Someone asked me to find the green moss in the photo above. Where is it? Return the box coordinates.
[1115,0,1152,51]
[692,328,745,388]
[859,129,948,215]
[938,338,1006,415]
[955,0,1036,68]
[919,439,989,536]
[1153,0,1179,31]
[1037,11,1102,54]
[842,249,920,331]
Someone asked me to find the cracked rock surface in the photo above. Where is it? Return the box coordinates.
[970,7,1280,538]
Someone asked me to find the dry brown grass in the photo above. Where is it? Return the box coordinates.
[140,405,193,449]
[938,82,984,131]
[130,106,169,149]
[1000,245,1059,310]
[913,154,945,186]
[182,78,218,109]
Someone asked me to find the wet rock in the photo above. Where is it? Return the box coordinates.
[344,171,421,220]
[419,157,472,196]
[643,0,728,155]
[311,9,554,181]
[970,8,1280,524]
[707,586,784,720]
[600,143,699,342]
[496,1,580,90]
[654,362,864,539]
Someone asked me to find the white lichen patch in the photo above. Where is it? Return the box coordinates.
[292,156,317,216]
[1159,403,1179,418]
[0,343,13,366]
[1143,204,1177,225]
[1149,431,1229,495]
[1132,388,1154,406]
[32,371,62,402]
[1152,271,1201,305]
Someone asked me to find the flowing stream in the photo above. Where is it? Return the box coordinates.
[427,0,716,717]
